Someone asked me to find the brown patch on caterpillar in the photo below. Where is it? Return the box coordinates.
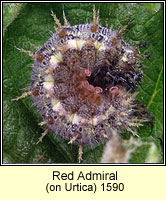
[111,37,119,46]
[32,88,39,96]
[47,116,54,125]
[36,53,44,62]
[90,25,98,32]
[59,29,67,38]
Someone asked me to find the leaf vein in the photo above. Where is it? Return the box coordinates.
[147,66,163,109]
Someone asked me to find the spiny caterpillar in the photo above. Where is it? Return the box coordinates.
[13,7,154,163]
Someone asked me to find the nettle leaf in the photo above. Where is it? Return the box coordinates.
[3,3,25,36]
[3,3,163,164]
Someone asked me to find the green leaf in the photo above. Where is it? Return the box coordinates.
[3,3,25,36]
[144,3,161,14]
[3,3,163,163]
